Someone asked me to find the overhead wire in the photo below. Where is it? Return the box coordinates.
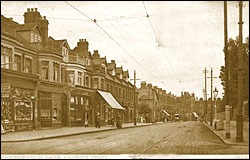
[4,14,147,22]
[97,1,162,79]
[64,1,162,84]
[142,1,183,94]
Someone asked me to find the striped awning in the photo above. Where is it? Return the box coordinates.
[97,90,125,110]
[162,110,170,116]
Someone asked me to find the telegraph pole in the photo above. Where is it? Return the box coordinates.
[131,70,140,125]
[236,1,244,142]
[207,68,217,126]
[202,67,209,123]
[224,1,229,107]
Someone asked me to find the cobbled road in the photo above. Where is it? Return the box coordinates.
[1,121,249,154]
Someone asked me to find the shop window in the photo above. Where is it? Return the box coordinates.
[24,57,32,74]
[78,72,82,86]
[1,46,12,69]
[53,62,60,82]
[1,99,12,121]
[52,100,61,122]
[14,100,33,121]
[13,54,22,72]
[41,61,49,80]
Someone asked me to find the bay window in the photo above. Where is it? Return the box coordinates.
[53,62,60,82]
[24,57,32,74]
[41,61,49,80]
[1,46,12,69]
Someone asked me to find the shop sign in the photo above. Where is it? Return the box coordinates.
[1,83,11,94]
[81,92,89,96]
[41,110,50,117]
[52,93,61,100]
[1,93,10,98]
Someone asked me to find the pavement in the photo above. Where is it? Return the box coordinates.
[1,122,164,143]
[203,120,249,146]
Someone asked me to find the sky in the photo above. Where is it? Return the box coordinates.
[1,1,249,99]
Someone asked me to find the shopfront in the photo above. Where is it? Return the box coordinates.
[1,83,35,132]
[38,91,67,128]
[70,88,94,127]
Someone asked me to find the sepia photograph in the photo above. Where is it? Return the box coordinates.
[1,1,249,159]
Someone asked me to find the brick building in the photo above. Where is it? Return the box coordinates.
[1,8,137,132]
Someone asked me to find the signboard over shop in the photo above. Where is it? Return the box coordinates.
[1,83,11,94]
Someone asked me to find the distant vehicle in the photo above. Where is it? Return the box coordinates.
[174,114,180,122]
[192,112,198,121]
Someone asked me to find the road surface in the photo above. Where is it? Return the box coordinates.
[1,121,249,154]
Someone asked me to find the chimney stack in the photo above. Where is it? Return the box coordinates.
[141,81,147,89]
[147,83,152,89]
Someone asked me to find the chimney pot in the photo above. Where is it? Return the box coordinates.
[35,8,37,12]
[27,8,30,12]
[43,16,46,19]
[31,8,34,12]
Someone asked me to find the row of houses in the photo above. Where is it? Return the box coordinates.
[1,8,138,131]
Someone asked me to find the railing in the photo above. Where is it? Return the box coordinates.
[68,55,86,66]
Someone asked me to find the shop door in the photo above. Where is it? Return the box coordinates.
[40,99,52,127]
[61,94,67,127]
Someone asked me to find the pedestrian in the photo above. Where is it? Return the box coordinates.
[95,112,101,128]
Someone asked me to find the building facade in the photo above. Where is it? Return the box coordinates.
[1,8,137,131]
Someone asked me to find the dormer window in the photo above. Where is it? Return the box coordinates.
[31,32,34,43]
[31,31,42,43]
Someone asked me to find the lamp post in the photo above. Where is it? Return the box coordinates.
[213,87,218,129]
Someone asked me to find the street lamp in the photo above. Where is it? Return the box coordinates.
[213,87,218,129]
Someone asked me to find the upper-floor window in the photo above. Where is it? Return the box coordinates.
[93,78,98,89]
[110,85,113,94]
[119,88,121,98]
[24,57,32,74]
[101,79,104,90]
[69,71,74,84]
[53,62,60,82]
[1,46,12,69]
[85,76,89,88]
[123,89,125,100]
[41,61,49,80]
[116,87,118,97]
[106,84,109,92]
[31,32,41,43]
[13,54,22,72]
[31,32,34,43]
[61,66,66,83]
[78,72,82,86]
[62,47,68,62]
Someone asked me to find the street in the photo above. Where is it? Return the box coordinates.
[1,121,249,155]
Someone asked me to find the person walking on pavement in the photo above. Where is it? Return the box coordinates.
[95,112,101,128]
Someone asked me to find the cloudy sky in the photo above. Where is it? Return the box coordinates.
[1,1,249,99]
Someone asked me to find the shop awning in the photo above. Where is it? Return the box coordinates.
[162,110,170,116]
[97,90,125,110]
